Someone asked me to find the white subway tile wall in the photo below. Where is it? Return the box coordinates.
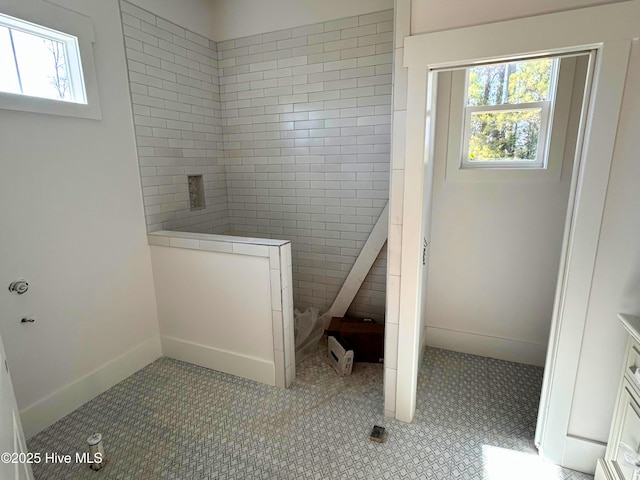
[220,10,392,321]
[122,1,228,234]
[122,2,393,321]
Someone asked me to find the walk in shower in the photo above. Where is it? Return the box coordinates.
[121,1,394,386]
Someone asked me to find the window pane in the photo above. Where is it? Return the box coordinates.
[11,29,71,101]
[0,26,21,94]
[468,109,542,162]
[467,59,554,107]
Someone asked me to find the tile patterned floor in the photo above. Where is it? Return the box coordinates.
[28,340,593,479]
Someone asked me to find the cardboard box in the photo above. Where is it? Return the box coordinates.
[326,317,384,363]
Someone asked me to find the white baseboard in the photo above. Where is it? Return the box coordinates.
[562,435,606,475]
[21,336,162,439]
[424,326,547,366]
[161,335,275,387]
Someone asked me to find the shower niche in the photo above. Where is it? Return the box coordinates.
[188,175,205,210]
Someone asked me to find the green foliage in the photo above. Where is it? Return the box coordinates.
[466,59,553,161]
[469,110,541,161]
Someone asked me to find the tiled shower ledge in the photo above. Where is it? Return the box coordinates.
[148,230,289,256]
[147,230,295,389]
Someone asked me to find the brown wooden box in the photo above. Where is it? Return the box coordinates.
[326,317,385,363]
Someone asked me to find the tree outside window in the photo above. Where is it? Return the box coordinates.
[462,58,558,168]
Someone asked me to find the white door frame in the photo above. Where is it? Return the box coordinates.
[391,0,640,468]
[0,329,34,480]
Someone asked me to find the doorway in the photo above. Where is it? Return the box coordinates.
[387,1,640,470]
[425,54,589,367]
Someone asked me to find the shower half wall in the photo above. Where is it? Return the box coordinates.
[122,1,393,322]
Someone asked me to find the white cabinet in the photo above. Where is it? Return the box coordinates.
[596,314,640,480]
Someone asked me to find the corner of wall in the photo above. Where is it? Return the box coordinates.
[383,0,410,419]
[21,336,162,439]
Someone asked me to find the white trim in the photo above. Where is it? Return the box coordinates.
[20,336,162,439]
[424,326,547,367]
[160,335,275,387]
[0,322,34,479]
[402,2,640,69]
[534,48,596,450]
[395,65,432,423]
[393,0,639,468]
[536,39,631,466]
[0,0,101,119]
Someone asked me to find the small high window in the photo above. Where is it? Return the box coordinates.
[461,58,559,169]
[0,13,86,104]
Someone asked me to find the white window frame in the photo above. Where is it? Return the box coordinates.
[0,0,101,119]
[0,13,87,104]
[461,59,559,170]
[445,57,575,183]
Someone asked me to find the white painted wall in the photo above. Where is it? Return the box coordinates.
[424,61,584,366]
[408,0,640,450]
[0,0,161,438]
[411,0,625,35]
[151,245,277,385]
[210,0,394,41]
[126,0,217,39]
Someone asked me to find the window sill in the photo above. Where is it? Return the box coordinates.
[447,165,558,183]
[0,91,101,120]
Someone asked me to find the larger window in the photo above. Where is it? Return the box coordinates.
[0,13,86,104]
[461,58,559,169]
